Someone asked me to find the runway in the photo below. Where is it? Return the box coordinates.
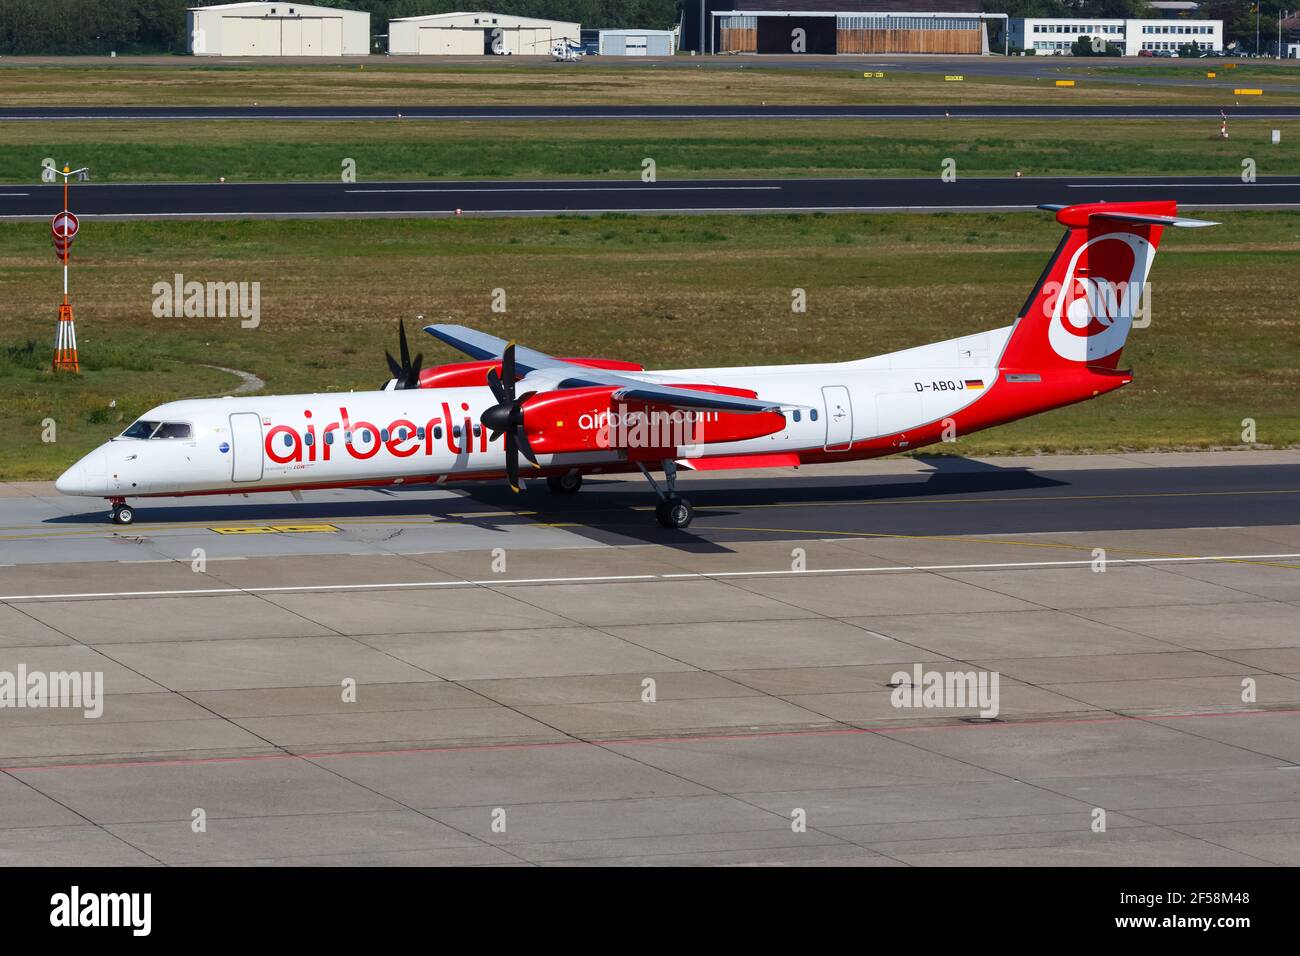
[3,175,1298,220]
[6,104,1300,120]
[1,451,1298,865]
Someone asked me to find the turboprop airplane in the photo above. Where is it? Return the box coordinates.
[56,201,1214,529]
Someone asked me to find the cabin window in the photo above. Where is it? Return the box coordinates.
[325,432,334,445]
[472,424,481,437]
[810,409,819,422]
[304,433,314,447]
[792,410,801,423]
[434,426,443,439]
[416,427,425,441]
[361,429,373,443]
[282,433,293,448]
[380,429,390,442]
[121,420,160,439]
[397,427,409,440]
[452,426,462,438]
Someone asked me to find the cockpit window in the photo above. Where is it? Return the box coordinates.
[121,420,160,439]
[119,420,191,440]
[155,422,192,440]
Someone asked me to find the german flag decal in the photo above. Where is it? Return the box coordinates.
[964,379,985,390]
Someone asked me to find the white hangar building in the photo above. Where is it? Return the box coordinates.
[187,3,371,57]
[388,11,580,55]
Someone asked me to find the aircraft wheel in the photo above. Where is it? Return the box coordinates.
[547,472,583,495]
[111,504,135,526]
[655,496,693,530]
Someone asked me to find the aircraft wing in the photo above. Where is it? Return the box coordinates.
[425,323,785,414]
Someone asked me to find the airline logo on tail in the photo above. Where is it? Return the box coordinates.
[1046,232,1154,363]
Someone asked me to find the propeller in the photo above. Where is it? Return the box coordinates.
[383,319,424,390]
[479,342,538,492]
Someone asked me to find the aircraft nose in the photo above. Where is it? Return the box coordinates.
[55,448,109,496]
[54,461,87,495]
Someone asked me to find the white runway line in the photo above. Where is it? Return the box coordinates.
[1069,182,1300,188]
[1,552,1297,603]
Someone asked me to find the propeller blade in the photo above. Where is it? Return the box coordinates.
[407,353,423,389]
[482,346,533,490]
[385,351,404,380]
[501,342,516,400]
[398,319,411,372]
[485,367,507,403]
[505,432,520,492]
[517,427,539,467]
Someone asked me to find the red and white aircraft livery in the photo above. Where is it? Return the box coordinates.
[56,201,1213,529]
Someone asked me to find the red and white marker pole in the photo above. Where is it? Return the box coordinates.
[47,163,88,373]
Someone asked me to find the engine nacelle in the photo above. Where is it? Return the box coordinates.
[523,385,786,456]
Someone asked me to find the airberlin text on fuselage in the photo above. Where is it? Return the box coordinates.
[263,403,483,465]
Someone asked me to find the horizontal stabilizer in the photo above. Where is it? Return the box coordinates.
[1037,203,1218,228]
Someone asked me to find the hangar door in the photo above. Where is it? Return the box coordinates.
[509,28,551,54]
[225,17,282,55]
[418,27,484,55]
[280,18,343,55]
[226,16,343,55]
[757,16,836,54]
[484,27,549,54]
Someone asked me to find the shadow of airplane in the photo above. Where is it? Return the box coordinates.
[45,456,1069,551]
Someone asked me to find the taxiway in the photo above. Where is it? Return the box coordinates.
[1,451,1297,865]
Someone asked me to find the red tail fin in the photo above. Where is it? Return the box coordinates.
[999,201,1214,373]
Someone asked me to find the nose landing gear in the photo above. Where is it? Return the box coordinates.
[108,497,135,525]
[638,460,693,530]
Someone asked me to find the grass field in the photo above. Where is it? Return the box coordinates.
[2,118,1296,182]
[1,211,1296,480]
[1062,61,1300,85]
[3,62,1299,106]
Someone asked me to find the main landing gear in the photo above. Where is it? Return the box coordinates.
[108,497,135,525]
[546,470,583,495]
[638,460,693,530]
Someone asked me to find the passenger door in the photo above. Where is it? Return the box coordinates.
[229,413,264,482]
[822,386,853,451]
